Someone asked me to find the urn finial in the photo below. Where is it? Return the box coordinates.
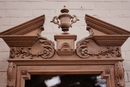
[51,6,79,32]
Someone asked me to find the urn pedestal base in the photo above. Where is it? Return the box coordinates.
[54,33,77,56]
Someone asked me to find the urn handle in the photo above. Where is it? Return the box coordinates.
[50,16,60,28]
[70,15,79,27]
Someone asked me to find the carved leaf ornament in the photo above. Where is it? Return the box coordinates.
[115,62,125,87]
[10,36,55,59]
[76,37,121,59]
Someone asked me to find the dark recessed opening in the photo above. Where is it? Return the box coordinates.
[25,74,106,87]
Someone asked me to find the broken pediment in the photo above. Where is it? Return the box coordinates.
[85,14,130,46]
[0,14,130,59]
[0,15,45,47]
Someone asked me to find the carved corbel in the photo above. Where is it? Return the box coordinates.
[115,62,125,87]
[7,62,15,87]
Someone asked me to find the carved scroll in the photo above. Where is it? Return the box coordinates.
[76,37,121,59]
[7,62,15,87]
[115,62,125,87]
[10,36,55,59]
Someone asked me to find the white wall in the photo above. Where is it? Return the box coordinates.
[0,0,130,87]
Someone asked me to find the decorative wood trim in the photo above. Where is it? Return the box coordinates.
[8,58,124,66]
[85,14,130,34]
[54,34,77,40]
[115,62,125,87]
[2,36,38,47]
[93,35,130,46]
[54,34,76,55]
[0,15,45,35]
[101,69,112,87]
[7,62,16,87]
[0,15,45,47]
[9,35,55,59]
[15,65,115,87]
[76,37,121,58]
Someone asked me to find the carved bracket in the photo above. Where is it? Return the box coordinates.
[115,62,125,87]
[7,62,15,87]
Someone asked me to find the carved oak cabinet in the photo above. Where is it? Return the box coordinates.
[0,14,130,87]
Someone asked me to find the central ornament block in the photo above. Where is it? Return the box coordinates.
[54,33,77,55]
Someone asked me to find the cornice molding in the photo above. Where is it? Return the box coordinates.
[0,15,45,35]
[85,14,130,46]
[0,15,45,47]
[85,14,130,35]
[93,35,130,46]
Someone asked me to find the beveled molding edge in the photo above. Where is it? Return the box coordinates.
[7,59,124,66]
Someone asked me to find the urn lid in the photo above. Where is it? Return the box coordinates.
[61,6,69,13]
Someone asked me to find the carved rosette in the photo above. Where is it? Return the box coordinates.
[10,36,55,59]
[76,37,121,59]
[7,62,15,87]
[115,62,125,87]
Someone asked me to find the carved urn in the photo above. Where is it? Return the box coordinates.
[51,6,79,32]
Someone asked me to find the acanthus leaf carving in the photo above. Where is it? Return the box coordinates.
[115,62,125,87]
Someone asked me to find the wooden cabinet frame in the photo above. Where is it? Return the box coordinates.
[9,60,116,87]
[7,59,124,87]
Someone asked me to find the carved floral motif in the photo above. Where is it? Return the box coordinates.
[76,37,121,59]
[10,36,55,59]
[115,62,125,87]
